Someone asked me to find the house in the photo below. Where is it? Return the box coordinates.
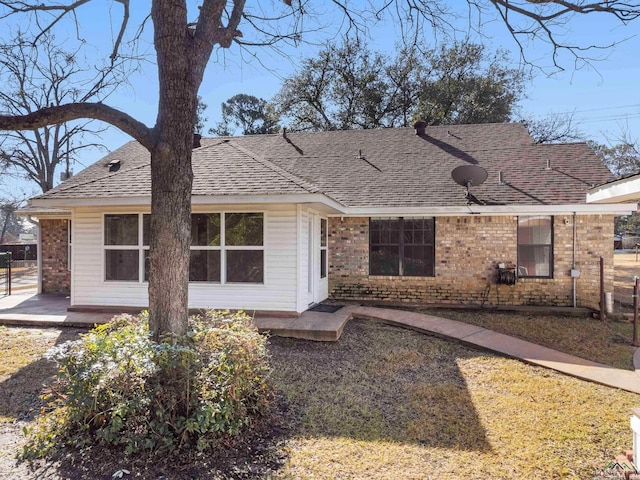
[21,122,635,314]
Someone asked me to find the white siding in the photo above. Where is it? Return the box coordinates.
[71,205,299,312]
[73,207,148,307]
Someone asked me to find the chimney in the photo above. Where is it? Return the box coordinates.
[193,133,202,149]
[414,120,427,136]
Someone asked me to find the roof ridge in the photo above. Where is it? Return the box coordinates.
[225,140,327,196]
[198,122,528,141]
[535,141,590,147]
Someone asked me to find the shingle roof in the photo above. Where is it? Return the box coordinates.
[35,139,318,200]
[34,123,611,208]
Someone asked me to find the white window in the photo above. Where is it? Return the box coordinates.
[517,216,553,278]
[104,214,141,281]
[190,213,221,282]
[224,213,264,283]
[104,212,264,284]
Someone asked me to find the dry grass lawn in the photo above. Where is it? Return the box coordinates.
[413,308,636,370]
[0,326,81,423]
[614,252,640,308]
[269,320,638,480]
[0,319,638,479]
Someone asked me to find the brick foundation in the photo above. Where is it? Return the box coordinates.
[328,215,613,310]
[40,219,71,294]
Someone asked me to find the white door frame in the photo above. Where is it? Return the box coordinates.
[307,213,317,305]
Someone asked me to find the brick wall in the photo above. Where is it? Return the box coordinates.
[40,219,71,294]
[328,215,613,310]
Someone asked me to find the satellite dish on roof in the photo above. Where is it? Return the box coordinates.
[451,165,488,201]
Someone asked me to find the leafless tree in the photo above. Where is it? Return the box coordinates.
[590,129,640,177]
[0,0,637,339]
[0,32,126,193]
[523,112,583,144]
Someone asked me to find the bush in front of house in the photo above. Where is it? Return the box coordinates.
[23,310,273,458]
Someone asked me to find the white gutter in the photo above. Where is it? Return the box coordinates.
[29,196,635,218]
[332,203,637,217]
[587,175,640,204]
[29,193,346,213]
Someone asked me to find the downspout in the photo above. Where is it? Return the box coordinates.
[572,212,577,308]
[26,216,42,295]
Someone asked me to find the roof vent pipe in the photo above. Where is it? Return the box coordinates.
[282,127,287,137]
[498,170,505,185]
[414,120,427,136]
[545,158,552,170]
[193,133,202,149]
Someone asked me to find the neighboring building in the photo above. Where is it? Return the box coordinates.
[20,123,634,313]
[588,173,640,251]
[0,243,37,261]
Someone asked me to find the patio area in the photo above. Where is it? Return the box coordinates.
[0,292,350,340]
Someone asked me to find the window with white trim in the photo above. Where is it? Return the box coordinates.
[190,213,221,282]
[224,213,264,283]
[517,215,553,278]
[104,212,264,284]
[104,214,140,281]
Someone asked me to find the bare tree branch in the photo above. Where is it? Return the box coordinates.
[0,103,153,149]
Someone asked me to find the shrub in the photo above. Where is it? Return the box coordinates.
[24,310,273,458]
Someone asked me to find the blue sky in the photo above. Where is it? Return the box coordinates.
[2,1,640,197]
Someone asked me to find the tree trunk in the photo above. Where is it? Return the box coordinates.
[147,0,196,340]
[148,139,193,340]
[0,207,11,244]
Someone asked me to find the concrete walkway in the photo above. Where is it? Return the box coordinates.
[1,293,640,394]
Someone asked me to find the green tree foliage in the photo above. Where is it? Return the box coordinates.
[614,213,640,236]
[415,43,527,125]
[195,95,208,135]
[210,94,280,136]
[275,39,528,131]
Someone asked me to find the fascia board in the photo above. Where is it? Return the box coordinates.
[587,176,640,204]
[30,193,347,213]
[333,203,637,217]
